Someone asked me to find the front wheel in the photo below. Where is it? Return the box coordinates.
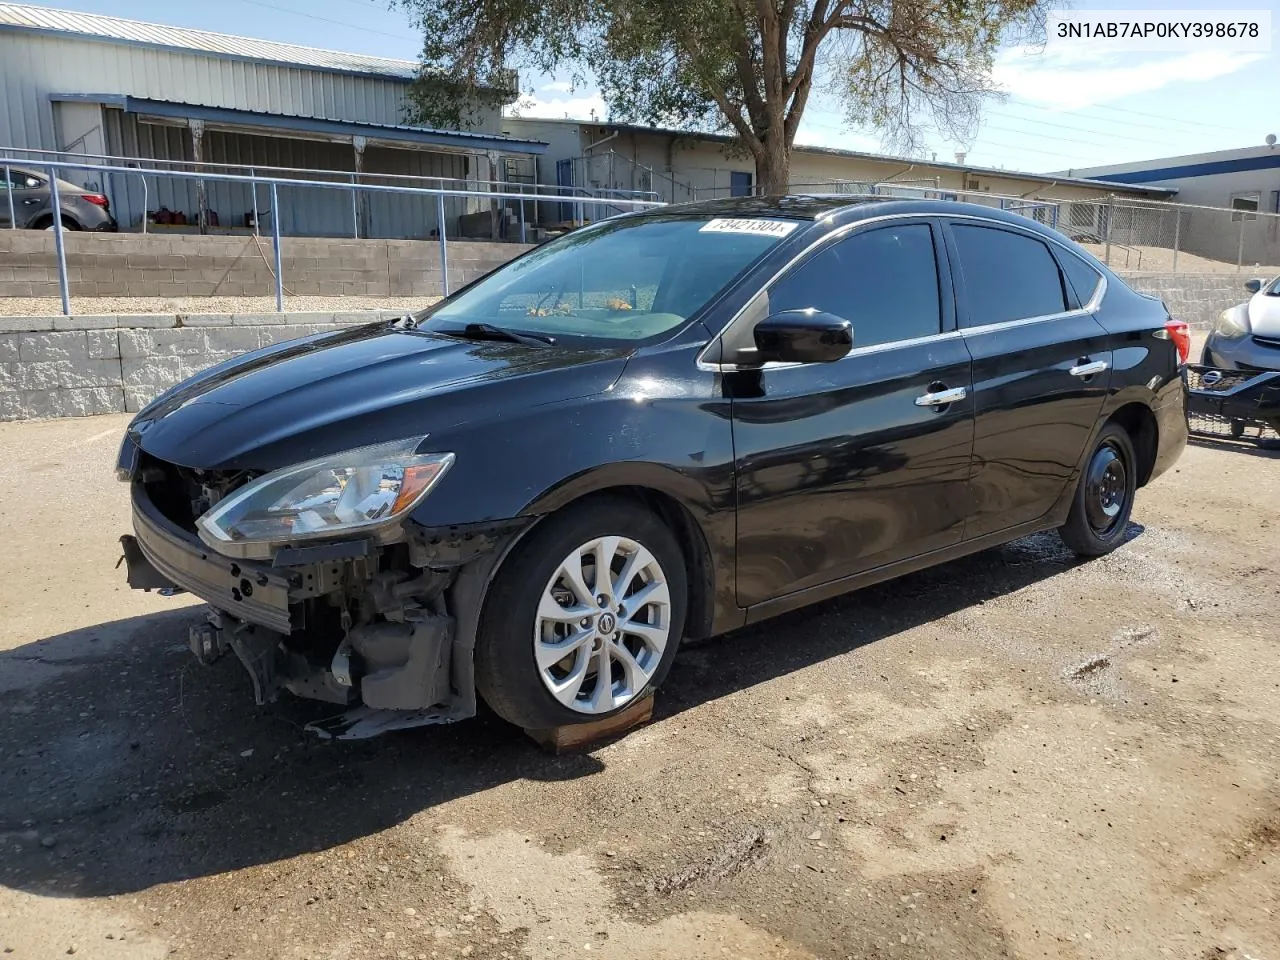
[1058,423,1137,557]
[475,497,687,729]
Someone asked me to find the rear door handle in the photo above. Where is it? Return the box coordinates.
[1069,359,1109,378]
[915,386,967,407]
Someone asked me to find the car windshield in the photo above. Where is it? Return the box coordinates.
[419,214,798,344]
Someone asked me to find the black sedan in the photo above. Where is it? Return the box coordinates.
[117,197,1189,735]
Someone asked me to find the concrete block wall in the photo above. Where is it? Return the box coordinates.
[1120,272,1256,329]
[0,311,397,421]
[0,232,532,299]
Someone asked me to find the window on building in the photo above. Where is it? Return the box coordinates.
[1231,194,1260,221]
[764,223,942,349]
[951,224,1068,326]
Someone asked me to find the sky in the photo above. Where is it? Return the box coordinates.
[22,0,1280,175]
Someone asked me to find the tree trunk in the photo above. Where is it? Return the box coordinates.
[755,138,790,195]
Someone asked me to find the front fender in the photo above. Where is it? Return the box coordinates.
[408,350,742,636]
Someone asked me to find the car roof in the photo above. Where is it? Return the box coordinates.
[625,194,1072,242]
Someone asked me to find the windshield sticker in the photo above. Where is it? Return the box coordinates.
[699,218,798,238]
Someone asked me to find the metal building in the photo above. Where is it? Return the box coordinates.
[0,3,547,237]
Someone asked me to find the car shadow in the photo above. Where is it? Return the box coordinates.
[1188,435,1280,458]
[0,527,1120,898]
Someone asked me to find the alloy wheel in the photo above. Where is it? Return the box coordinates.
[534,535,671,714]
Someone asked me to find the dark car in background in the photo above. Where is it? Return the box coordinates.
[1185,275,1280,442]
[117,196,1188,737]
[0,164,118,231]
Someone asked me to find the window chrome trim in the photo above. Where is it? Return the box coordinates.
[696,210,1107,372]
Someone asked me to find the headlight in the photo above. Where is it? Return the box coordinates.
[1213,308,1251,340]
[196,439,454,558]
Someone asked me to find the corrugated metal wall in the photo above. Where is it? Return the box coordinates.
[98,111,476,238]
[0,31,420,152]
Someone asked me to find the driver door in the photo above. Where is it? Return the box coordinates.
[727,220,976,608]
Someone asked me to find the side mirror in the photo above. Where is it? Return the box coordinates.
[753,310,852,364]
[1245,278,1263,295]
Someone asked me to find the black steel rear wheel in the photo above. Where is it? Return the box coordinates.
[1059,423,1137,557]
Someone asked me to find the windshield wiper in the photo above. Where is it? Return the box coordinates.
[446,322,556,346]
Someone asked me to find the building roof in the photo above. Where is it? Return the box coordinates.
[50,95,548,154]
[1065,145,1280,184]
[507,117,1176,198]
[0,2,418,81]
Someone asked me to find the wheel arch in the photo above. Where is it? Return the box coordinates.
[517,464,727,640]
[28,213,81,230]
[1106,401,1159,487]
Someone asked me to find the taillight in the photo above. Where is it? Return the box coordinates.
[81,193,109,209]
[1164,319,1190,364]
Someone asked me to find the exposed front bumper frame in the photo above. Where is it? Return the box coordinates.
[123,484,295,634]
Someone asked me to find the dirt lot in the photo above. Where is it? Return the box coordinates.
[0,413,1277,960]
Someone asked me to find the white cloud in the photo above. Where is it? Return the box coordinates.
[993,48,1266,110]
[539,79,575,94]
[504,90,609,121]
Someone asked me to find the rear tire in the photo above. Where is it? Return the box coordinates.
[1058,423,1137,558]
[475,496,687,729]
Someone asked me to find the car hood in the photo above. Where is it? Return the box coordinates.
[129,324,631,471]
[1248,292,1280,337]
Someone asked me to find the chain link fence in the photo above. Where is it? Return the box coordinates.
[1053,197,1280,275]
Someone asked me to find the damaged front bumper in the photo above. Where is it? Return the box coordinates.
[1184,364,1280,441]
[121,482,530,736]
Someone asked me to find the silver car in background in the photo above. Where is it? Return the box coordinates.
[1203,276,1280,369]
[0,164,118,231]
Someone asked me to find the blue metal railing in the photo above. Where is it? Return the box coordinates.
[3,158,665,316]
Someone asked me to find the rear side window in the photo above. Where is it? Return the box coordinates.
[766,223,942,349]
[951,224,1067,327]
[1058,250,1103,307]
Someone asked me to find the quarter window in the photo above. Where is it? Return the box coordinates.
[765,223,942,349]
[951,225,1067,327]
[1058,250,1103,307]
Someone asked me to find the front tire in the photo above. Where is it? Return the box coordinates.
[1058,423,1137,557]
[475,496,687,729]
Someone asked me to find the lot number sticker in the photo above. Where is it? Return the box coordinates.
[699,218,798,237]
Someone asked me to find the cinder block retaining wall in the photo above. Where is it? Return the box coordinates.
[0,232,532,298]
[0,312,397,421]
[1123,273,1255,330]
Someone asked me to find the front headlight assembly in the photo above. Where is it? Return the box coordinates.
[196,439,454,559]
[1213,308,1251,340]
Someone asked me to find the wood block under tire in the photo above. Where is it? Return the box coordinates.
[523,693,655,753]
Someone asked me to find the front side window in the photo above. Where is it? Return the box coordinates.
[762,223,942,349]
[951,224,1067,327]
[422,215,795,344]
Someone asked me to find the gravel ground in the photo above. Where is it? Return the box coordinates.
[0,412,1276,960]
[0,295,435,317]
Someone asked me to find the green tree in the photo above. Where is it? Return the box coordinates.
[397,0,1052,193]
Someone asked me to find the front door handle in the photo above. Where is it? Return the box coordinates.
[915,385,967,407]
[1069,359,1109,378]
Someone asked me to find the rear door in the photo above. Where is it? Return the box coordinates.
[943,219,1112,539]
[729,219,975,607]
